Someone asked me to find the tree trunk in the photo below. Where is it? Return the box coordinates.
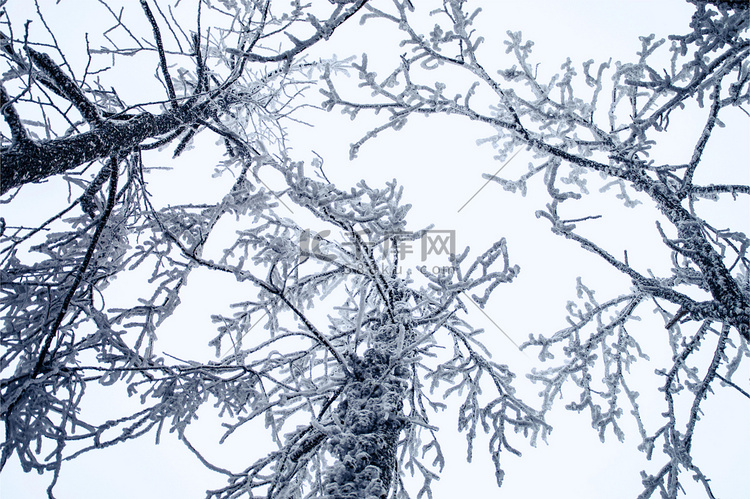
[325,349,407,499]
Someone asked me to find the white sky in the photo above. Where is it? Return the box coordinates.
[2,1,749,498]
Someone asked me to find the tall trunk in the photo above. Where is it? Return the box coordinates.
[325,295,413,499]
[325,349,407,499]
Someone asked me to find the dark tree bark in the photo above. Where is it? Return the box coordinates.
[0,104,207,195]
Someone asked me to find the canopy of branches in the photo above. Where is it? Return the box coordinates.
[0,1,748,498]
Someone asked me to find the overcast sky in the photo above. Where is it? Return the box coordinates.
[2,1,748,498]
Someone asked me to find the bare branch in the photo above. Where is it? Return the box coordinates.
[24,46,101,125]
[140,0,178,108]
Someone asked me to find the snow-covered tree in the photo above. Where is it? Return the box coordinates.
[1,1,545,497]
[3,0,748,498]
[320,1,749,497]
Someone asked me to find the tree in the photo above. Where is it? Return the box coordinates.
[1,1,545,498]
[318,0,749,497]
[1,1,748,499]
